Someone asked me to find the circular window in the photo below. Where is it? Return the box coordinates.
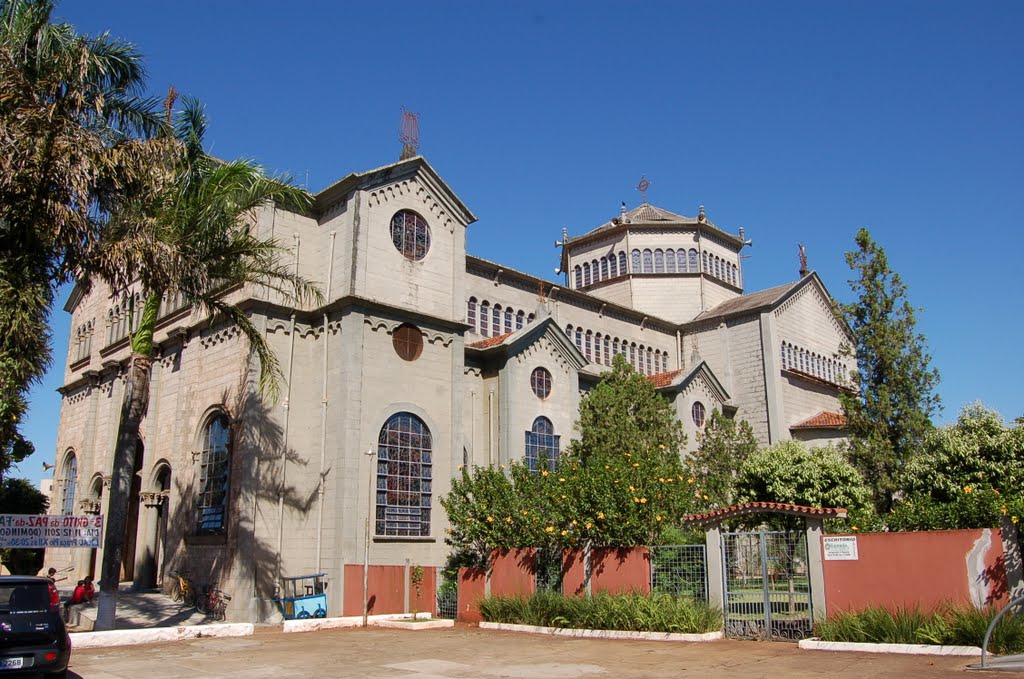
[390,210,431,261]
[691,402,706,428]
[530,367,552,400]
[392,323,424,361]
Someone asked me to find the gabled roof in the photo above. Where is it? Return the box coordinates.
[791,410,847,430]
[647,361,731,403]
[691,279,804,323]
[465,314,587,370]
[684,501,848,526]
[313,155,477,225]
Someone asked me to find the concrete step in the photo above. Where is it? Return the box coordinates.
[68,590,221,631]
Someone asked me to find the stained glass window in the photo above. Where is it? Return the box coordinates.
[531,367,552,399]
[525,417,560,473]
[376,413,432,537]
[197,413,231,534]
[390,210,431,261]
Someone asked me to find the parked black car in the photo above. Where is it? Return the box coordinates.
[0,577,71,678]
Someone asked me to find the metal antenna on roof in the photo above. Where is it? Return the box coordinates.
[635,175,651,204]
[399,108,420,160]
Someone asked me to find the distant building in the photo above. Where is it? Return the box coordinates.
[47,156,850,621]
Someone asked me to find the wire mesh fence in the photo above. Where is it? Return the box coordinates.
[435,572,458,619]
[649,544,708,601]
[534,548,563,593]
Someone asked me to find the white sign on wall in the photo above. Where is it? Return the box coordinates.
[0,514,103,549]
[823,535,859,561]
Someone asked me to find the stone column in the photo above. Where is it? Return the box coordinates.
[704,523,724,613]
[133,492,165,590]
[805,518,827,621]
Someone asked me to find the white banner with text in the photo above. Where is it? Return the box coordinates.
[0,514,103,549]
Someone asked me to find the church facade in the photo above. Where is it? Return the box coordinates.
[48,156,851,621]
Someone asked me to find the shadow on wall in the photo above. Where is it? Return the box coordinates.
[160,362,314,622]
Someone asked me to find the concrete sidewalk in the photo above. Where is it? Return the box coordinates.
[66,588,222,631]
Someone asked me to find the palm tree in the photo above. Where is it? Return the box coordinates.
[89,93,320,630]
[0,0,160,474]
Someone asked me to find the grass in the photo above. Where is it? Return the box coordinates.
[815,605,1024,655]
[477,590,721,634]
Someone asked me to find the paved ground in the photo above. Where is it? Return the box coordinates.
[66,625,979,678]
[70,591,214,631]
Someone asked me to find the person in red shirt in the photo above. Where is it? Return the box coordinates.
[65,581,87,610]
[82,576,95,604]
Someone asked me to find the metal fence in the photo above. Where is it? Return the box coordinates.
[435,573,458,620]
[534,548,564,593]
[649,544,708,601]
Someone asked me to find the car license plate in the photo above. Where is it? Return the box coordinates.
[0,657,23,669]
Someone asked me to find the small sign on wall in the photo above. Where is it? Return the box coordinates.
[823,535,859,560]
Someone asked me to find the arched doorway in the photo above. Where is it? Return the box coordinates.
[136,464,171,589]
[120,438,144,582]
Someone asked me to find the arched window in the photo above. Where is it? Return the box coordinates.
[732,263,739,286]
[467,298,477,332]
[583,263,591,287]
[692,402,706,428]
[702,252,708,272]
[630,343,637,367]
[516,310,525,330]
[197,413,231,534]
[600,257,609,280]
[638,345,646,374]
[613,338,620,357]
[575,328,583,350]
[646,347,654,375]
[714,256,722,279]
[642,249,653,273]
[585,331,592,361]
[527,313,535,323]
[59,451,77,515]
[677,249,688,273]
[525,417,560,474]
[609,255,618,278]
[603,336,611,365]
[574,265,582,289]
[377,413,432,537]
[565,324,573,339]
[666,249,677,273]
[594,333,602,364]
[688,249,698,272]
[492,305,501,336]
[390,210,431,261]
[479,302,490,337]
[787,344,794,370]
[780,344,788,370]
[592,259,600,282]
[654,249,665,273]
[631,249,641,272]
[504,307,513,334]
[618,252,627,275]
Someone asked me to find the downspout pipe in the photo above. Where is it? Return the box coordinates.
[276,233,300,579]
[315,232,336,573]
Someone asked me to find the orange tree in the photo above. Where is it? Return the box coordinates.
[441,355,694,557]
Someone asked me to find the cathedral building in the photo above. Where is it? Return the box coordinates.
[49,155,851,621]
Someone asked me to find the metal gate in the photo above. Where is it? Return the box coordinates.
[721,531,813,640]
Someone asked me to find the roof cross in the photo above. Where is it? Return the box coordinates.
[635,175,651,204]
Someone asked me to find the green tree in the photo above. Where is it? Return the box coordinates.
[0,0,160,473]
[736,440,870,528]
[840,228,941,513]
[688,410,757,511]
[0,477,48,574]
[91,96,319,630]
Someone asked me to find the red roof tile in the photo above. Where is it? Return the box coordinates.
[791,410,847,430]
[647,369,686,388]
[466,332,514,349]
[684,501,848,526]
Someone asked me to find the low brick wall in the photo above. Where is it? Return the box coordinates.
[563,547,651,595]
[457,567,486,623]
[822,528,1010,613]
[341,564,436,617]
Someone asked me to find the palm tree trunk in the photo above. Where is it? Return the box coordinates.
[95,293,160,630]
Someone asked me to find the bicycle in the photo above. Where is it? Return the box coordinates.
[169,569,198,608]
[198,584,232,621]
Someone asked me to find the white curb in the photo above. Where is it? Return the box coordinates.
[70,623,254,649]
[374,618,455,630]
[282,612,431,634]
[479,621,722,642]
[798,638,982,656]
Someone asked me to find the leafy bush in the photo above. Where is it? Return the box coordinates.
[478,590,721,634]
[815,605,1024,654]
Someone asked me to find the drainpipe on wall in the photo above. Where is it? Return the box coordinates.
[276,234,300,579]
[315,232,336,574]
[675,330,682,371]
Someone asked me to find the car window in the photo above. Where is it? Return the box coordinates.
[0,585,49,613]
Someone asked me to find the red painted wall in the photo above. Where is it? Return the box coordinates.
[342,564,436,617]
[489,549,536,597]
[822,528,1010,614]
[546,547,653,596]
[457,566,486,623]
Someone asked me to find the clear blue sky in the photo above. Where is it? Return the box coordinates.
[17,1,1024,487]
